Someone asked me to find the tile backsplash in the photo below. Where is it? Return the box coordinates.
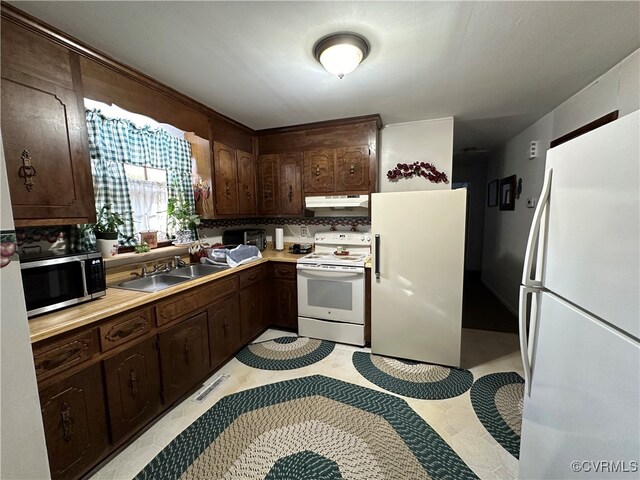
[198,217,371,246]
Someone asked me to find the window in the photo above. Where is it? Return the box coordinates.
[124,165,168,241]
[85,100,196,247]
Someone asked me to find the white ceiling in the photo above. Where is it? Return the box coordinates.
[10,1,640,152]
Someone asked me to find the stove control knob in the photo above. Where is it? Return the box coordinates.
[360,235,365,241]
[365,236,371,242]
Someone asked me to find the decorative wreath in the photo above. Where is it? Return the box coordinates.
[387,162,449,183]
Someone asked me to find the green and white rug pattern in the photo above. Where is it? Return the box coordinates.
[352,352,474,400]
[134,375,478,480]
[236,336,335,370]
[470,372,524,458]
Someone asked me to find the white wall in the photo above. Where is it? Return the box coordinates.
[379,117,454,192]
[482,49,640,313]
[452,153,489,271]
[0,137,51,479]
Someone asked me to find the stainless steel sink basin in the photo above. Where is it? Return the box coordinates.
[166,264,230,278]
[115,274,192,293]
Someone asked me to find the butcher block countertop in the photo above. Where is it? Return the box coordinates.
[28,250,302,344]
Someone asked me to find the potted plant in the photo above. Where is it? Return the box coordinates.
[167,191,200,245]
[93,204,125,257]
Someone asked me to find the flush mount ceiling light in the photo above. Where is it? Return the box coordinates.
[314,33,370,79]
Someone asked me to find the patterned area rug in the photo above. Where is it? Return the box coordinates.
[236,336,335,370]
[352,352,474,400]
[135,375,478,480]
[470,372,524,458]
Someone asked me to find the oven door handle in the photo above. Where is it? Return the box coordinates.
[296,265,364,276]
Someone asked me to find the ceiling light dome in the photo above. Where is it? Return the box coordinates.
[314,33,370,79]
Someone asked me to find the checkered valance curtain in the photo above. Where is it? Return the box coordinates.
[85,109,194,245]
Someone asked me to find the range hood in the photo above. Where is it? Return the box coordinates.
[305,195,369,210]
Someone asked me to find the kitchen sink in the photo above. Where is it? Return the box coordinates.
[166,264,230,278]
[114,274,192,293]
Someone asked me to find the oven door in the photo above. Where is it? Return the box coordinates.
[296,264,365,324]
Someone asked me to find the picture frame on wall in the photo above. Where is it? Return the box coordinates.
[499,175,517,210]
[487,180,499,207]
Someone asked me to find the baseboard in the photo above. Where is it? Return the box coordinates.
[480,279,518,316]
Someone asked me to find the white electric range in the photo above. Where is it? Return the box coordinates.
[296,231,371,346]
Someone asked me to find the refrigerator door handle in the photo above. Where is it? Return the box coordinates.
[374,234,381,279]
[519,285,539,396]
[522,168,553,287]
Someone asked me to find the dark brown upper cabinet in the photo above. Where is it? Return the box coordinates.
[213,141,257,217]
[278,152,304,216]
[335,145,370,193]
[303,149,335,194]
[1,19,96,227]
[257,154,280,215]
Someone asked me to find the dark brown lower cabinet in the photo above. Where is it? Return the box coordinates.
[158,312,210,406]
[240,284,263,344]
[273,279,298,329]
[39,362,109,480]
[103,336,162,443]
[209,294,242,370]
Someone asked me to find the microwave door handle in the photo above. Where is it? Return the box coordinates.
[79,260,89,297]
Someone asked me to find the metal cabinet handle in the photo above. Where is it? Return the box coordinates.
[61,402,74,442]
[225,181,231,197]
[106,319,147,343]
[315,164,320,177]
[288,185,293,202]
[184,338,191,365]
[349,163,356,175]
[37,343,85,372]
[129,368,138,399]
[18,150,37,191]
[374,234,381,279]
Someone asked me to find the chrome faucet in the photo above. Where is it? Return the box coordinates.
[173,255,186,269]
[147,262,170,276]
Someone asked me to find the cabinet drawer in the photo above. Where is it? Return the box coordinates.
[239,264,267,289]
[33,329,99,380]
[273,262,296,280]
[99,307,154,352]
[156,275,239,326]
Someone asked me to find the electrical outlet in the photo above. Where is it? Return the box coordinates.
[300,225,308,237]
[526,197,537,208]
[529,141,539,159]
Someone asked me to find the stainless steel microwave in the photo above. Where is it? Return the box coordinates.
[20,251,106,318]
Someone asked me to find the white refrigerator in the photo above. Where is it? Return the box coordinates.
[371,189,467,368]
[518,110,640,478]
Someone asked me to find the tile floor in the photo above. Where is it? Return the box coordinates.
[91,328,523,480]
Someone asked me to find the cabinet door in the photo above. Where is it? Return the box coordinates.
[103,337,161,443]
[213,141,239,215]
[257,154,280,215]
[240,284,263,344]
[335,146,370,192]
[1,71,94,225]
[303,149,335,193]
[278,152,304,215]
[39,363,109,480]
[208,294,242,369]
[237,149,257,215]
[1,19,95,226]
[273,279,298,330]
[158,312,210,406]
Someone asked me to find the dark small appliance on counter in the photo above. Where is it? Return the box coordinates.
[20,250,106,318]
[222,229,267,251]
[290,243,313,254]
